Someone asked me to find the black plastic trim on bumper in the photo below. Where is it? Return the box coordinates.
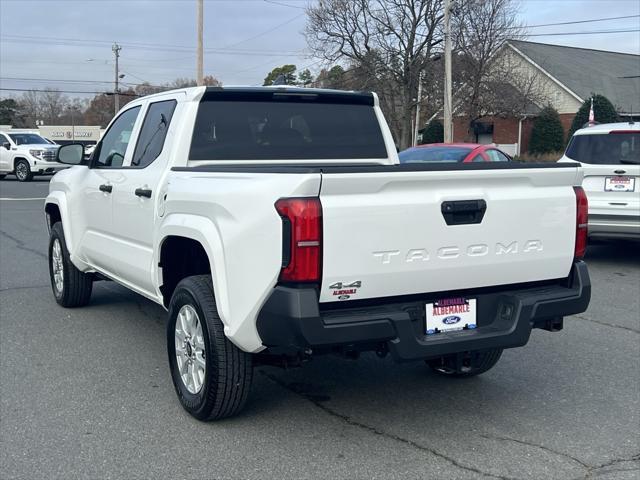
[256,262,591,361]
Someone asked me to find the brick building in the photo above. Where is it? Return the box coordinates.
[447,40,640,155]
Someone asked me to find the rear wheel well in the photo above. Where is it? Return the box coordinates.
[160,236,211,308]
[45,203,62,229]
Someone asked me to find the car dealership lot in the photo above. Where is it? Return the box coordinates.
[1,178,638,480]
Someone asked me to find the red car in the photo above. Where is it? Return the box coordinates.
[399,143,512,163]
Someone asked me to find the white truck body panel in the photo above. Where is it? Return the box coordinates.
[319,167,580,303]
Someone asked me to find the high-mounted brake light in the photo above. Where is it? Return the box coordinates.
[275,198,322,283]
[574,186,588,260]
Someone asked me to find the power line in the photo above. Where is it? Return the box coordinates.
[0,34,305,56]
[526,14,640,28]
[221,12,305,50]
[263,0,307,9]
[0,77,118,85]
[527,28,640,37]
[0,87,140,97]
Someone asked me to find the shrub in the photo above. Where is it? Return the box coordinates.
[420,120,444,144]
[568,94,619,139]
[529,106,565,154]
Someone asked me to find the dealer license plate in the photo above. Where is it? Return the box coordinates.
[605,176,635,192]
[426,297,477,335]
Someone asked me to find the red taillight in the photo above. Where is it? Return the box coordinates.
[574,186,588,260]
[275,197,322,283]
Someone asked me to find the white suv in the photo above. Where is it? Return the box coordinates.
[560,123,640,239]
[0,131,69,182]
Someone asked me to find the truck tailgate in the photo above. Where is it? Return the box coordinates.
[319,165,581,303]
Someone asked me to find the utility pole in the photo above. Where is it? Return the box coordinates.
[68,106,76,141]
[413,71,423,146]
[196,0,204,86]
[112,43,122,114]
[443,0,453,143]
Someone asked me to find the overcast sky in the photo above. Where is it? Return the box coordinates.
[0,0,639,98]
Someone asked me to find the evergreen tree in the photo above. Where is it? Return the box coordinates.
[419,120,444,144]
[0,98,18,125]
[568,94,619,139]
[529,106,565,154]
[263,65,298,86]
[297,69,313,87]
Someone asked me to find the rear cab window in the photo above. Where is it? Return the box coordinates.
[189,90,387,161]
[566,131,640,165]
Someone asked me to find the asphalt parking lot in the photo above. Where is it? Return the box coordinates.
[1,176,638,480]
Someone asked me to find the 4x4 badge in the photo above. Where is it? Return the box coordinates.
[329,281,362,289]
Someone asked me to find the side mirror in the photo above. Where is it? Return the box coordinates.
[57,143,86,165]
[2,142,10,150]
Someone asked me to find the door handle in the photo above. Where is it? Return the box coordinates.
[135,188,152,198]
[441,199,487,225]
[99,184,112,193]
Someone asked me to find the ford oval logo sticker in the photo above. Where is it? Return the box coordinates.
[442,316,461,325]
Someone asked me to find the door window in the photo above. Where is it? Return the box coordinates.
[471,154,485,162]
[132,100,177,168]
[94,106,141,168]
[486,149,510,162]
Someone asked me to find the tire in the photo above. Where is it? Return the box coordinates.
[167,275,253,421]
[14,159,33,182]
[426,348,503,378]
[48,222,93,307]
[0,174,6,180]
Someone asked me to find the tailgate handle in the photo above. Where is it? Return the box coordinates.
[614,169,626,174]
[441,200,487,226]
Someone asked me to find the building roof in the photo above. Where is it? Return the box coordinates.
[507,40,640,114]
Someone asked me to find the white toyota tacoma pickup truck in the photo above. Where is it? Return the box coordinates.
[45,86,591,421]
[0,131,68,181]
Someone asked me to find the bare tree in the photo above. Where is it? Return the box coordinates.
[15,90,43,127]
[306,0,445,149]
[40,89,69,125]
[450,0,542,139]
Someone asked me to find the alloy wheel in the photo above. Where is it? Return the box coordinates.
[16,162,28,181]
[51,238,64,295]
[174,304,206,394]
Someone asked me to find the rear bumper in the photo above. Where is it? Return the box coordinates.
[256,262,591,361]
[588,213,640,239]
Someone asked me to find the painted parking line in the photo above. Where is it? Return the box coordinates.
[0,197,46,201]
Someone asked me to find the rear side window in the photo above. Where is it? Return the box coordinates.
[486,149,510,162]
[189,97,387,160]
[566,132,640,165]
[132,100,177,167]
